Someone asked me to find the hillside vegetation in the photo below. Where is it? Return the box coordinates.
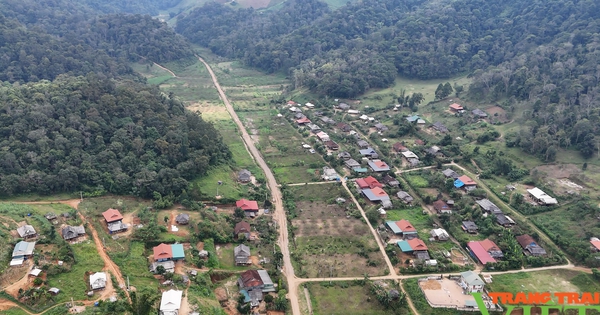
[0,76,230,197]
[177,0,600,157]
[0,0,194,83]
[0,0,230,199]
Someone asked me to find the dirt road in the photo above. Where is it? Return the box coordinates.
[154,62,177,77]
[198,56,301,315]
[79,210,131,303]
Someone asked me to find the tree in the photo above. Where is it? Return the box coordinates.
[435,84,445,100]
[234,207,246,220]
[365,208,380,225]
[442,82,453,98]
[164,216,169,224]
[274,290,288,311]
[130,289,159,315]
[156,265,166,275]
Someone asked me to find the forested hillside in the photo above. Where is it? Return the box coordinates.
[0,0,194,83]
[0,0,231,199]
[176,0,599,98]
[0,76,230,197]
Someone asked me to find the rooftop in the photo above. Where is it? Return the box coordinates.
[236,199,259,211]
[102,208,123,223]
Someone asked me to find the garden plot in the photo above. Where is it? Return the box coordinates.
[292,201,367,237]
[293,235,386,277]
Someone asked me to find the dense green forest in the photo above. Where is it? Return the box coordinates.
[0,0,230,198]
[0,75,230,197]
[0,0,193,83]
[176,0,597,96]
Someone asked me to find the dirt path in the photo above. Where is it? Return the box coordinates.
[154,62,177,77]
[340,178,397,276]
[303,287,313,315]
[4,264,31,296]
[79,211,131,303]
[198,55,300,315]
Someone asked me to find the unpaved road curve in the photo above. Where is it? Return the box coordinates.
[197,56,301,315]
[154,62,177,77]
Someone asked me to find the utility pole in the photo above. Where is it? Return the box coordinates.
[80,191,83,201]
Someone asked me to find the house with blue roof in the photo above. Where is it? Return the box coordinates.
[359,148,378,158]
[386,220,418,239]
[171,244,185,260]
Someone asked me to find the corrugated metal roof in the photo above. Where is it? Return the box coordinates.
[467,241,496,265]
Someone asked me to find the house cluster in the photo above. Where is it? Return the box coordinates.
[394,143,420,167]
[385,219,432,261]
[356,176,392,208]
[150,243,186,273]
[475,198,515,227]
[238,269,275,307]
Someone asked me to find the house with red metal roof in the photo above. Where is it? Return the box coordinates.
[387,219,418,239]
[102,209,123,223]
[355,176,383,189]
[296,117,311,125]
[454,175,477,191]
[368,159,390,172]
[102,208,128,233]
[591,238,600,252]
[397,238,430,259]
[153,243,173,262]
[449,103,464,112]
[467,240,498,265]
[236,199,259,217]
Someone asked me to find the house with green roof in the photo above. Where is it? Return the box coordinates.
[171,244,185,260]
[459,271,484,293]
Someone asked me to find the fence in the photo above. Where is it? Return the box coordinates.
[417,277,503,312]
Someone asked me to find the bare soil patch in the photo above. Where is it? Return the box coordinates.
[420,278,479,307]
[532,164,593,195]
[294,201,349,220]
[485,106,505,116]
[420,279,441,290]
[292,218,368,237]
[292,201,367,237]
[299,253,386,277]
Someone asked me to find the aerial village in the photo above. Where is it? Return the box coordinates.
[0,96,593,315]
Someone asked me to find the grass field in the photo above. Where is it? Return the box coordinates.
[110,242,158,291]
[488,270,600,296]
[238,110,327,184]
[307,282,392,315]
[46,241,105,303]
[353,75,472,111]
[192,164,250,201]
